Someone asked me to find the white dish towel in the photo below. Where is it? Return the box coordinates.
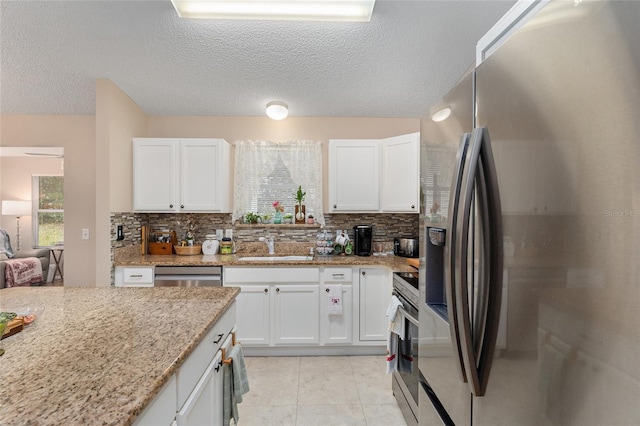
[386,295,404,374]
[326,284,343,315]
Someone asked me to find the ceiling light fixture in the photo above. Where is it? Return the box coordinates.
[171,0,376,22]
[432,107,451,122]
[266,101,289,120]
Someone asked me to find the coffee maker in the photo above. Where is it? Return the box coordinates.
[353,225,373,256]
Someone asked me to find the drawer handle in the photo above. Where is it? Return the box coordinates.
[332,274,344,278]
[213,333,224,344]
[129,275,143,278]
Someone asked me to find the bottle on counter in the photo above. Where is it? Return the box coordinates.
[220,237,233,255]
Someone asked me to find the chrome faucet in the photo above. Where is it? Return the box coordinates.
[259,234,275,255]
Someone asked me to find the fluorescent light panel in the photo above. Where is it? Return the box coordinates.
[172,0,375,22]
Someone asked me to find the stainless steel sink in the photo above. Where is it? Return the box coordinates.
[238,255,311,261]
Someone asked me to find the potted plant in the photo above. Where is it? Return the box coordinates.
[244,211,260,224]
[283,213,293,224]
[261,213,272,224]
[294,185,306,224]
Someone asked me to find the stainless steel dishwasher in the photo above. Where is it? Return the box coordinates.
[154,266,222,287]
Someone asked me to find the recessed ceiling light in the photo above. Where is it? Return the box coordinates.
[266,101,289,120]
[171,0,376,22]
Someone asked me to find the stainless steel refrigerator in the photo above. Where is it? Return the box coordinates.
[418,1,640,425]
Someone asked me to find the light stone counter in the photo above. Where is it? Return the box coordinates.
[0,286,239,426]
[115,250,418,273]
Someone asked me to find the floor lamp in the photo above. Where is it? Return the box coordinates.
[1,200,32,252]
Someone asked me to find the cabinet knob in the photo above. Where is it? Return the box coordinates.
[169,204,173,208]
[362,271,366,276]
[325,288,330,293]
[181,204,185,209]
[264,288,268,293]
[276,288,280,293]
[411,205,415,209]
[333,204,337,209]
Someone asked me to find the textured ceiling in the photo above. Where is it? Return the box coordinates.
[0,1,515,118]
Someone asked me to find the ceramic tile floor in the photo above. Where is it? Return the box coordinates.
[239,355,408,426]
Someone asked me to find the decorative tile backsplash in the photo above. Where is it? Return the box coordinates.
[111,212,419,253]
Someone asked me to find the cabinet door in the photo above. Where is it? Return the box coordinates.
[176,351,223,426]
[273,284,320,345]
[180,139,230,212]
[380,132,420,213]
[320,284,353,344]
[133,139,178,211]
[359,268,391,341]
[235,285,271,346]
[328,140,380,212]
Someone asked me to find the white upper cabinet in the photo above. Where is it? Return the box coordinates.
[380,132,420,212]
[328,132,419,213]
[328,140,380,212]
[133,138,231,212]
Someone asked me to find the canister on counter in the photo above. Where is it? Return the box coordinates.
[220,237,233,254]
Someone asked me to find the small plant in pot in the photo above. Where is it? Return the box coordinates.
[294,185,306,224]
[283,213,293,224]
[244,211,260,224]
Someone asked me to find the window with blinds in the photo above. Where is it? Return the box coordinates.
[233,140,323,224]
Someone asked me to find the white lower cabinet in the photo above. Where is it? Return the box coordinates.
[274,284,320,344]
[320,267,354,345]
[226,267,321,346]
[235,285,271,345]
[114,266,154,287]
[135,303,236,426]
[359,267,392,341]
[226,266,391,350]
[176,350,223,426]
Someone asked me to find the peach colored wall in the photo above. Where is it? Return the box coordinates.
[0,115,96,286]
[0,157,63,250]
[96,79,149,286]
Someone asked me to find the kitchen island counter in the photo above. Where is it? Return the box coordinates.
[0,286,239,426]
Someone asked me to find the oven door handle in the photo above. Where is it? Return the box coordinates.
[399,306,419,326]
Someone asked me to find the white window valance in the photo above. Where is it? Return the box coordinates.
[233,140,324,225]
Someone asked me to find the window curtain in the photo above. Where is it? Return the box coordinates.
[233,140,324,225]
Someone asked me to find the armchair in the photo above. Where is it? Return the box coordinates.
[0,248,51,289]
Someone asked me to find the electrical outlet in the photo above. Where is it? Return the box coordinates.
[82,228,90,240]
[225,229,233,239]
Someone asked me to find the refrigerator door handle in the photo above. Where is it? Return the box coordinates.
[454,126,504,397]
[444,132,471,383]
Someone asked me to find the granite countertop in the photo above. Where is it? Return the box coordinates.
[0,286,239,426]
[115,248,418,273]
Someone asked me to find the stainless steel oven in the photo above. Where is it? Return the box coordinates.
[392,271,420,426]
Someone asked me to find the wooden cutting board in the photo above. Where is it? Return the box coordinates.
[406,258,419,269]
[1,317,24,340]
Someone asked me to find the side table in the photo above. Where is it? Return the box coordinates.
[51,247,64,281]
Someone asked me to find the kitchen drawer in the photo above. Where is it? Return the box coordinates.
[115,266,154,287]
[321,267,353,282]
[177,302,236,410]
[225,267,320,283]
